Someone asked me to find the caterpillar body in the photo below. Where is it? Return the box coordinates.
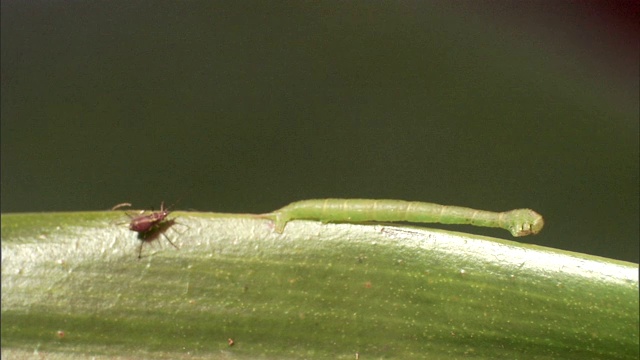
[265,199,544,237]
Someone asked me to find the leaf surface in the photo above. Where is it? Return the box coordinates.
[2,211,638,359]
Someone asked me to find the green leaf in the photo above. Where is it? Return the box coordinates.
[2,211,638,359]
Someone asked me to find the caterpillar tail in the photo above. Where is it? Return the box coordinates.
[503,209,544,237]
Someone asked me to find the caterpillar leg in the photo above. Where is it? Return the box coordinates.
[273,213,289,233]
[261,212,288,233]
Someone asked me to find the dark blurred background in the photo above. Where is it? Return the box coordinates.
[2,1,638,262]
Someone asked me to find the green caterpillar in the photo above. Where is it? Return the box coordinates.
[265,199,544,237]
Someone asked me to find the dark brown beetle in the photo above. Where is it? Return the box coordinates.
[135,218,179,259]
[120,202,181,259]
[129,201,171,233]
